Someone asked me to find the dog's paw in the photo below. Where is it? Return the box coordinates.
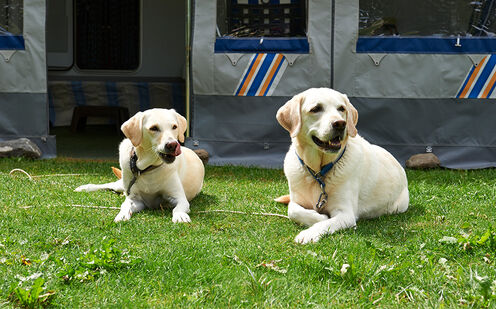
[74,184,94,192]
[172,212,191,223]
[114,210,132,222]
[294,228,322,244]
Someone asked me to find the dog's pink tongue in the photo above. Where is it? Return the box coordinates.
[173,143,182,156]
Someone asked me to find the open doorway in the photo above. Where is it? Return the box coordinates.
[46,0,187,159]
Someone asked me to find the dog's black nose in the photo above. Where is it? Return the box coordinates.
[165,141,179,153]
[332,120,346,130]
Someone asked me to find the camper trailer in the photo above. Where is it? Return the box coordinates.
[0,0,495,168]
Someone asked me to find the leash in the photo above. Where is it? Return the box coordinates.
[126,148,163,195]
[296,147,346,210]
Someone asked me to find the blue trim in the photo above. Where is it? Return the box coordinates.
[0,35,24,50]
[357,37,496,54]
[215,37,309,54]
[71,81,86,106]
[137,82,150,111]
[105,82,120,107]
[247,54,275,96]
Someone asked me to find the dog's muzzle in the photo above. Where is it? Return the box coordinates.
[158,141,182,163]
[312,120,346,152]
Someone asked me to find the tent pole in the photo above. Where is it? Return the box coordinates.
[185,0,192,137]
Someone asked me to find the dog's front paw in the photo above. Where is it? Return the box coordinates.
[74,184,94,192]
[294,228,322,244]
[172,212,191,223]
[114,210,132,222]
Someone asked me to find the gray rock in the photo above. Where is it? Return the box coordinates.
[406,153,441,169]
[193,148,209,165]
[0,138,42,159]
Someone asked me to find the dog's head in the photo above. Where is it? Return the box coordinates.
[121,108,188,164]
[276,88,358,154]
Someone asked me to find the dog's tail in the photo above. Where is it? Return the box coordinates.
[274,194,290,204]
[112,167,122,179]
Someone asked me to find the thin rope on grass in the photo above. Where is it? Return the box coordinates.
[66,205,289,218]
[70,204,121,210]
[36,173,90,178]
[197,209,289,219]
[9,169,33,180]
[8,168,93,180]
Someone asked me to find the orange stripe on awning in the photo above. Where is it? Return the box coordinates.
[459,56,488,98]
[238,54,264,96]
[257,54,284,96]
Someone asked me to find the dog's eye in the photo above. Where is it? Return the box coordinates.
[172,124,178,130]
[309,105,323,113]
[149,126,160,132]
[337,106,346,112]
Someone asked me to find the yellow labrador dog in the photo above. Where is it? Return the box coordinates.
[75,108,204,223]
[276,88,408,244]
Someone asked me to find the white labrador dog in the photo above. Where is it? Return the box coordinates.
[75,108,204,223]
[275,88,408,244]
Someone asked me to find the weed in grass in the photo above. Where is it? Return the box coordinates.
[58,238,140,283]
[8,277,55,309]
[440,225,496,254]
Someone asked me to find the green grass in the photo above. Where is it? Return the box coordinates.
[1,157,496,307]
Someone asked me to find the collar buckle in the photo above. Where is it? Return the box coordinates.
[316,191,328,210]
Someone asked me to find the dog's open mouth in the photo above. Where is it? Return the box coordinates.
[158,142,182,164]
[312,135,342,152]
[159,153,176,164]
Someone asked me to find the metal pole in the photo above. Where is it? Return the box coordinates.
[185,0,191,137]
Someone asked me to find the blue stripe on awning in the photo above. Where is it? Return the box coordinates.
[357,37,496,54]
[488,78,496,98]
[215,37,309,54]
[247,53,275,96]
[263,55,284,96]
[457,65,476,98]
[468,55,496,98]
[0,35,24,50]
[235,54,259,95]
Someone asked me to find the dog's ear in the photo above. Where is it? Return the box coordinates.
[121,112,144,147]
[175,111,188,143]
[276,94,303,138]
[341,94,358,137]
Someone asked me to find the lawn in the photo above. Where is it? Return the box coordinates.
[1,157,496,308]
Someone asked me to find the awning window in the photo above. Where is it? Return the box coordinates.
[0,0,24,50]
[215,0,309,53]
[358,0,496,54]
